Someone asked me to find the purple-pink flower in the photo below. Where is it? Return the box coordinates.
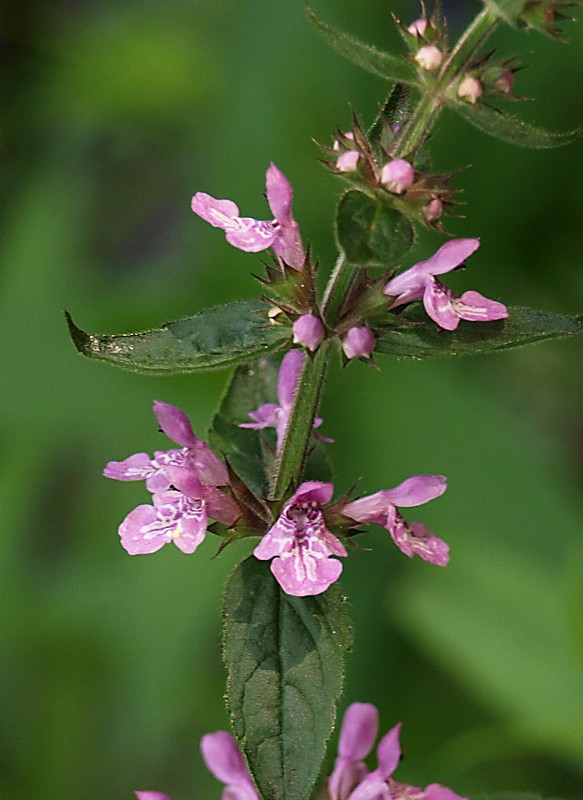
[254,481,347,597]
[293,313,326,352]
[328,703,467,800]
[136,730,258,800]
[105,403,239,555]
[342,475,449,566]
[240,349,332,454]
[342,326,376,360]
[191,163,304,270]
[383,238,508,331]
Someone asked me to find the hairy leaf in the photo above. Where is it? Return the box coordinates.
[336,190,414,268]
[306,3,421,86]
[450,100,579,148]
[223,557,352,800]
[65,301,289,374]
[376,306,583,358]
[368,83,412,150]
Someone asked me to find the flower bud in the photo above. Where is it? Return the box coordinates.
[336,150,360,173]
[415,45,442,71]
[457,75,483,105]
[381,159,415,195]
[422,197,443,223]
[342,326,376,360]
[494,69,514,95]
[293,314,325,352]
[407,18,427,36]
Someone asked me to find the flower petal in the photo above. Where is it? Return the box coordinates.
[191,193,241,228]
[202,485,240,527]
[201,731,259,800]
[271,550,342,596]
[455,290,508,323]
[373,723,401,780]
[338,703,379,760]
[277,349,305,409]
[376,475,447,508]
[225,218,277,252]
[119,504,170,555]
[413,238,480,277]
[386,508,449,566]
[239,403,280,430]
[423,784,468,800]
[265,163,293,223]
[423,278,461,331]
[135,792,173,800]
[290,480,335,507]
[103,453,156,482]
[153,401,197,448]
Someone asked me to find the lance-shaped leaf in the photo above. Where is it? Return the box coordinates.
[223,556,352,800]
[368,83,412,151]
[209,359,278,500]
[449,99,579,148]
[336,190,414,268]
[65,301,290,374]
[306,3,421,86]
[375,305,583,359]
[484,0,528,25]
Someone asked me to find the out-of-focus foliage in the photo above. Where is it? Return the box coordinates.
[1,1,582,799]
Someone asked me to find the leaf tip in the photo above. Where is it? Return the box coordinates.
[64,310,92,355]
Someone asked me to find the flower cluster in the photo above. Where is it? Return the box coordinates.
[135,704,467,800]
[104,402,239,555]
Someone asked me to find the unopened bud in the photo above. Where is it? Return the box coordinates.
[407,18,427,36]
[342,326,376,360]
[293,314,325,352]
[494,69,514,95]
[415,45,442,71]
[381,159,415,195]
[336,150,360,173]
[422,197,443,223]
[457,76,483,105]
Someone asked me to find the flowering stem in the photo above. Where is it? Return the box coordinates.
[271,6,502,501]
[269,339,333,500]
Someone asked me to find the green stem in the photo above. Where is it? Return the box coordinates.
[270,6,501,500]
[269,340,332,501]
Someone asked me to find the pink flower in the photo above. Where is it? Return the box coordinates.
[191,163,304,269]
[342,475,449,566]
[457,75,483,105]
[383,238,508,331]
[104,401,228,490]
[254,481,347,596]
[342,326,376,360]
[407,18,428,36]
[328,704,467,800]
[136,793,173,800]
[293,313,326,351]
[240,349,332,454]
[118,465,239,556]
[380,159,415,194]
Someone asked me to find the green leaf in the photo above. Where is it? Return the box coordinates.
[474,794,556,800]
[484,0,528,25]
[449,100,579,149]
[208,358,278,498]
[223,557,352,800]
[65,300,290,374]
[376,306,583,359]
[368,83,412,150]
[336,190,414,268]
[305,3,421,86]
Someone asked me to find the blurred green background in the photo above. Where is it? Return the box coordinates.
[1,1,583,798]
